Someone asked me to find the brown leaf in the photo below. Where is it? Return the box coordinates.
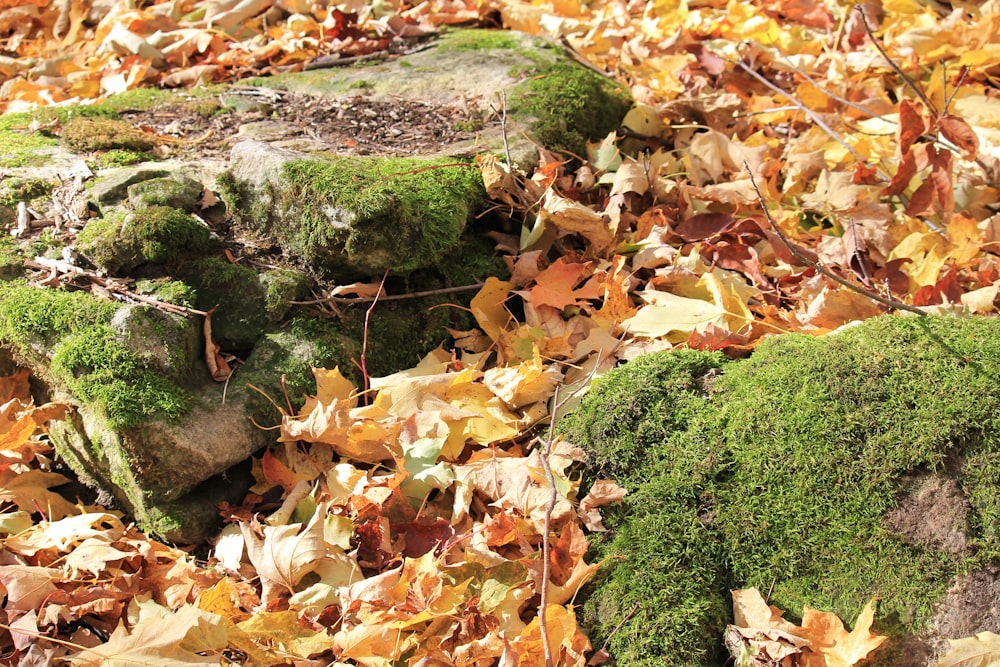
[203,309,231,382]
[938,114,980,157]
[898,99,929,155]
[577,479,628,531]
[674,212,736,242]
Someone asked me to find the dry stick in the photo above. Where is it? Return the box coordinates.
[535,360,605,667]
[360,269,390,402]
[745,166,927,316]
[855,6,937,114]
[24,257,209,317]
[499,90,513,168]
[599,601,642,655]
[537,383,562,667]
[288,281,484,306]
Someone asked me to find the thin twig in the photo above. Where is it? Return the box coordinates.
[536,359,604,666]
[779,57,895,123]
[23,257,209,317]
[360,269,390,402]
[599,601,642,654]
[288,281,484,306]
[537,383,561,667]
[855,6,937,114]
[745,165,927,316]
[500,90,512,168]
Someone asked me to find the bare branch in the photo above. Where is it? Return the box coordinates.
[744,166,927,317]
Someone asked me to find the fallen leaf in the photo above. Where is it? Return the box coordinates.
[937,631,1000,667]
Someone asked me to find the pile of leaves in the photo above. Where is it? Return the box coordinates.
[4,0,1000,664]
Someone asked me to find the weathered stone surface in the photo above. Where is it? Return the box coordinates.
[559,314,1000,667]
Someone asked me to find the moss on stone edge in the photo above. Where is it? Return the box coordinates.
[254,156,484,278]
[559,314,1000,666]
[0,283,192,429]
[560,350,730,667]
[76,206,213,274]
[61,118,158,152]
[441,28,633,157]
[508,57,631,158]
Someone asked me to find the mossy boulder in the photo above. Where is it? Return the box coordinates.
[559,314,1000,666]
[127,175,205,211]
[61,117,158,153]
[220,141,486,279]
[76,206,214,274]
[0,281,358,543]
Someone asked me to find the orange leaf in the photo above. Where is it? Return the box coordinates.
[799,599,887,667]
[203,309,231,382]
[527,257,602,310]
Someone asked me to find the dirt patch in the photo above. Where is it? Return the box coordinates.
[118,90,488,162]
[885,472,969,554]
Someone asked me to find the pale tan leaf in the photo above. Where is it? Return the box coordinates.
[937,631,1000,667]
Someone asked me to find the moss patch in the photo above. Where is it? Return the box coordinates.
[179,258,269,350]
[0,113,60,168]
[61,117,158,153]
[0,236,24,279]
[76,206,214,273]
[507,58,631,157]
[0,283,192,429]
[0,177,54,209]
[225,155,484,279]
[559,315,1000,665]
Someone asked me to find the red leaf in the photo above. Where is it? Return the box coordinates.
[852,161,880,185]
[898,99,929,154]
[930,148,954,214]
[884,148,917,196]
[674,212,736,242]
[913,267,963,306]
[905,178,937,217]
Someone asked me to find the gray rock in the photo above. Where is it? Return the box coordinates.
[127,174,205,211]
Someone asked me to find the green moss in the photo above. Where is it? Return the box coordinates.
[76,206,213,273]
[50,324,191,428]
[0,283,191,429]
[0,177,54,208]
[28,229,68,259]
[61,117,157,152]
[0,114,60,168]
[0,236,23,279]
[179,258,268,349]
[559,315,1000,665]
[508,58,631,157]
[135,279,197,308]
[560,351,730,666]
[238,317,358,420]
[436,29,526,52]
[91,149,152,168]
[259,269,309,321]
[231,156,484,278]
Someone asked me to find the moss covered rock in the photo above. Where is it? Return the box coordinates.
[76,206,214,274]
[559,314,1000,666]
[221,141,486,279]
